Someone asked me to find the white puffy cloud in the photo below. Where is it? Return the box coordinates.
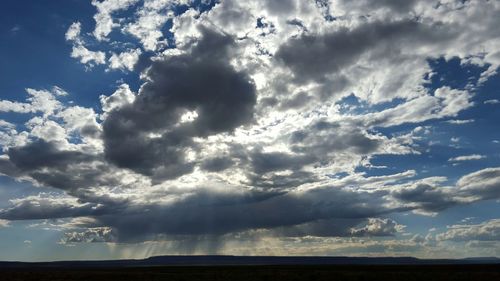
[122,1,173,51]
[70,45,106,67]
[108,48,142,71]
[351,218,405,237]
[0,87,65,116]
[92,0,141,41]
[65,22,82,42]
[65,21,106,67]
[99,83,136,114]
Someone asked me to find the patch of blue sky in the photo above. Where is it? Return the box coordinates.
[357,84,499,183]
[0,9,139,111]
[426,57,487,91]
[0,176,63,209]
[0,220,117,261]
[336,94,407,116]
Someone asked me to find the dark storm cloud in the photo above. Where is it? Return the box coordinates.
[245,170,317,189]
[279,92,312,110]
[88,186,393,242]
[0,139,120,192]
[0,197,102,220]
[200,157,235,172]
[244,149,318,189]
[392,183,456,212]
[273,218,364,237]
[250,150,316,174]
[8,139,93,171]
[276,19,457,82]
[103,27,256,180]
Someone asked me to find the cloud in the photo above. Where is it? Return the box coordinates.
[91,0,140,41]
[390,167,500,214]
[108,48,142,71]
[0,219,9,228]
[392,182,456,213]
[0,194,104,220]
[484,99,500,105]
[83,184,395,242]
[276,18,456,83]
[102,27,256,180]
[65,21,106,67]
[436,219,500,242]
[122,0,175,51]
[0,87,65,116]
[350,218,405,237]
[334,0,419,14]
[455,167,500,201]
[65,22,82,42]
[448,154,486,162]
[446,119,474,125]
[8,139,92,172]
[360,87,473,128]
[99,83,136,114]
[70,45,107,67]
[62,227,116,243]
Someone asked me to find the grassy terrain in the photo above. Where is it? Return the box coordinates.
[1,265,499,281]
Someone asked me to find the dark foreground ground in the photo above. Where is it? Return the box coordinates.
[1,265,499,281]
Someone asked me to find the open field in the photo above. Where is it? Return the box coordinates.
[1,264,499,281]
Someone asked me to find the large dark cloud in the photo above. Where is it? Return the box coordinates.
[391,167,500,213]
[0,196,103,220]
[392,183,456,212]
[276,18,457,82]
[0,140,118,192]
[8,140,92,171]
[88,186,394,242]
[250,150,316,174]
[103,27,257,180]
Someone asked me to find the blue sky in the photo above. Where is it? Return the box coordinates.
[1,0,500,261]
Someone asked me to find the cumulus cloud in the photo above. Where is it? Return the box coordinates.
[108,48,142,71]
[92,0,140,41]
[65,21,106,67]
[350,218,405,237]
[102,27,256,180]
[71,46,106,67]
[0,87,66,116]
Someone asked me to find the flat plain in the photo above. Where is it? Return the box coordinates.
[1,264,499,281]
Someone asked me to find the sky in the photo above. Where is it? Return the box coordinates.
[0,0,500,262]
